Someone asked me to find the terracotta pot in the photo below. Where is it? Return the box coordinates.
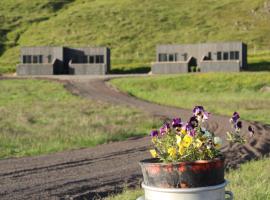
[139,157,225,188]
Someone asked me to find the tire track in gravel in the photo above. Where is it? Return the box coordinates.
[0,76,269,200]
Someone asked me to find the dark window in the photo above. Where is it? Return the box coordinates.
[33,55,38,63]
[100,55,104,63]
[230,51,235,60]
[96,55,101,63]
[48,55,52,63]
[235,51,239,60]
[23,56,27,63]
[168,54,174,62]
[25,55,32,63]
[82,55,88,63]
[208,52,212,60]
[175,53,178,61]
[39,55,43,63]
[183,53,188,61]
[223,52,229,60]
[94,55,104,64]
[217,52,222,60]
[89,55,94,63]
[158,54,167,62]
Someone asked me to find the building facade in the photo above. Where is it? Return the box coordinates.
[17,46,110,75]
[152,42,247,74]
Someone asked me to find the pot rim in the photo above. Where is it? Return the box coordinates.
[142,180,228,193]
[139,156,224,166]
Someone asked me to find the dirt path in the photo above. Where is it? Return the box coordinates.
[0,76,269,200]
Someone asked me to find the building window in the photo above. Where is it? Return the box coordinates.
[95,55,104,64]
[48,55,52,63]
[230,51,235,60]
[33,55,38,63]
[235,51,239,60]
[223,52,229,60]
[182,53,188,61]
[208,52,212,60]
[23,55,27,63]
[229,51,240,60]
[175,53,178,61]
[26,55,32,63]
[158,54,167,62]
[82,55,88,63]
[217,52,222,60]
[168,54,175,62]
[89,55,94,63]
[39,55,43,63]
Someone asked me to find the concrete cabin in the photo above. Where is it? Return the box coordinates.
[152,42,247,74]
[17,46,110,75]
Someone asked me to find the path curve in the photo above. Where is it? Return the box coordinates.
[0,76,269,200]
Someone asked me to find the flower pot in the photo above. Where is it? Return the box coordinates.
[137,180,233,200]
[139,157,224,188]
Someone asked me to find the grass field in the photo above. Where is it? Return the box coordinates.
[0,79,157,159]
[0,0,270,73]
[106,158,270,200]
[111,72,270,124]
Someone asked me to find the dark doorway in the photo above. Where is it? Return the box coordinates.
[188,57,197,72]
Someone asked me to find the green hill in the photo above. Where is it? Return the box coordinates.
[0,0,270,73]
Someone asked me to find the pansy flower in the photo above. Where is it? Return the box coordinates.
[230,112,240,124]
[150,130,159,137]
[193,106,205,116]
[160,123,170,135]
[189,116,198,129]
[172,118,182,128]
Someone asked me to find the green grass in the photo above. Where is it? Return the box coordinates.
[0,0,270,73]
[0,79,157,159]
[106,158,270,200]
[111,72,270,124]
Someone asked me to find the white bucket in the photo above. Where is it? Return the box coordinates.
[137,180,233,200]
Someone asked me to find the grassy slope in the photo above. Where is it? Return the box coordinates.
[106,158,270,200]
[111,72,270,124]
[0,79,157,159]
[0,0,270,73]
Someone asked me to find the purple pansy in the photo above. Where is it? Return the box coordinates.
[172,118,182,128]
[234,121,242,130]
[189,129,196,137]
[150,130,159,137]
[231,112,240,123]
[193,106,205,116]
[160,123,170,135]
[189,116,199,129]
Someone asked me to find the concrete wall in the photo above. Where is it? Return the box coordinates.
[69,63,107,75]
[152,62,188,74]
[17,46,110,75]
[154,41,247,73]
[199,61,240,72]
[17,63,54,75]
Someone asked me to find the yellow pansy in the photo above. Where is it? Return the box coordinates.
[182,135,193,148]
[195,139,203,148]
[181,129,187,135]
[176,135,182,146]
[167,147,177,158]
[150,149,158,158]
[178,145,185,156]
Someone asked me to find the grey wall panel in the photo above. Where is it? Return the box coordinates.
[69,64,107,75]
[152,63,188,74]
[17,64,54,75]
[18,46,110,75]
[155,41,246,73]
[200,61,240,72]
